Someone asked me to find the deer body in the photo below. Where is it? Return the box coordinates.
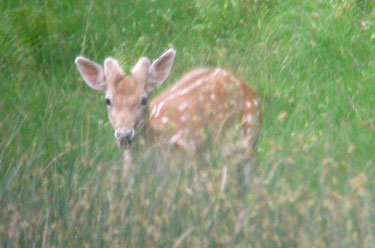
[75,49,261,162]
[147,68,261,152]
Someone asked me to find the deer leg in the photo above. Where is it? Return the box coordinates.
[123,150,133,173]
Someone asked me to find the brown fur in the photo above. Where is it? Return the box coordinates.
[148,68,262,151]
[75,50,262,157]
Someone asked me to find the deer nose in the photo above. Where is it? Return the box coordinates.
[115,129,136,148]
[124,130,135,141]
[115,129,135,140]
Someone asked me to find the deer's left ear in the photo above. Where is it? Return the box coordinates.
[146,49,176,93]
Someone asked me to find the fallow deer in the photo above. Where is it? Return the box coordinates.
[75,49,262,168]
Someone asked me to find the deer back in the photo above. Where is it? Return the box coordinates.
[147,68,262,151]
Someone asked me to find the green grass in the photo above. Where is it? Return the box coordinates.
[1,0,375,246]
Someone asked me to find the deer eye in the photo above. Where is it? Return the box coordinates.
[140,96,148,105]
[104,98,112,106]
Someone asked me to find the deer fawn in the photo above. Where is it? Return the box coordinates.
[75,49,262,167]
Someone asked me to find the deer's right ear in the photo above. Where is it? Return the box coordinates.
[147,49,176,93]
[75,56,107,91]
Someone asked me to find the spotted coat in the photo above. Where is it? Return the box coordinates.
[148,68,262,151]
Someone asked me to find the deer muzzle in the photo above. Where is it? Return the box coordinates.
[115,129,136,150]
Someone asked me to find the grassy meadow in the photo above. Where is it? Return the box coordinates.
[1,0,375,246]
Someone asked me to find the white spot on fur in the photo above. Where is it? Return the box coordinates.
[170,130,183,144]
[154,102,164,117]
[210,94,216,101]
[150,105,157,116]
[212,68,221,77]
[246,101,252,108]
[246,114,253,124]
[180,115,188,122]
[253,99,258,106]
[156,78,206,107]
[230,76,241,86]
[161,116,169,124]
[178,102,188,111]
[175,79,204,97]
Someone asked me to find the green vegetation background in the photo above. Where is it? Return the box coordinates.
[1,0,375,247]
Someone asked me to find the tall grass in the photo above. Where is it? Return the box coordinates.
[1,0,375,247]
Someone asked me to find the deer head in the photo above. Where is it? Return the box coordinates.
[75,49,176,150]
